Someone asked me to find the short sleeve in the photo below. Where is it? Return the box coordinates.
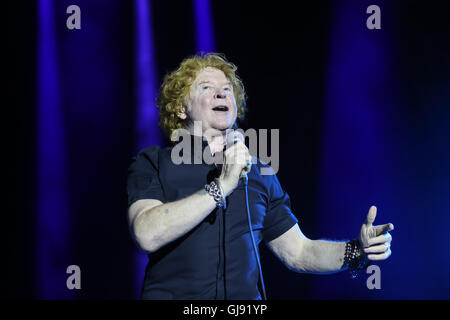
[127,146,165,208]
[262,174,298,243]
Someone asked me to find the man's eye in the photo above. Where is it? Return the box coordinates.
[224,87,232,91]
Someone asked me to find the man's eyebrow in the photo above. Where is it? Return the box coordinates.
[197,80,232,86]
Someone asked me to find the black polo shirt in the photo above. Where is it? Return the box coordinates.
[127,135,298,300]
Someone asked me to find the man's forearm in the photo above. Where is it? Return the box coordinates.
[133,188,217,253]
[295,239,348,274]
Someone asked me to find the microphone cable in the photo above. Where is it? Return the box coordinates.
[228,133,267,300]
[242,174,267,300]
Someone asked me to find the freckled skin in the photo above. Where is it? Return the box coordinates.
[185,67,238,136]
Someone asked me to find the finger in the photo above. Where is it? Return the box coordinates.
[226,140,247,153]
[374,223,394,236]
[363,242,390,254]
[368,249,392,261]
[226,149,251,170]
[367,232,392,246]
[237,149,251,165]
[365,206,377,227]
[224,141,247,158]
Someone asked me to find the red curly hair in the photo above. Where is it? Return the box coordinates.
[156,53,247,140]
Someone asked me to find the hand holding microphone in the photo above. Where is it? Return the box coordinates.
[228,131,252,181]
[217,130,252,196]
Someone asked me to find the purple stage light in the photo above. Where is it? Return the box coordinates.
[315,1,394,298]
[135,0,160,151]
[134,0,161,298]
[193,0,216,53]
[36,0,73,299]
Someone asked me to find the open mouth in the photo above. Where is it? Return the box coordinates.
[213,106,228,112]
[212,105,229,112]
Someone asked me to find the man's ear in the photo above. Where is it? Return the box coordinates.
[177,111,187,120]
[178,103,189,120]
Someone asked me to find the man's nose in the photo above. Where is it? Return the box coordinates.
[215,89,226,99]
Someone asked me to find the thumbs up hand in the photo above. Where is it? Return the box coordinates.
[358,206,394,261]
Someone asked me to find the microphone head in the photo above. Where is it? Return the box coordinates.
[226,129,245,148]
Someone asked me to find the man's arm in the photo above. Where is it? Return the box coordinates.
[266,207,393,274]
[129,190,217,253]
[266,224,347,274]
[128,139,251,253]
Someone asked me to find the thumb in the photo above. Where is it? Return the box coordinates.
[365,206,377,227]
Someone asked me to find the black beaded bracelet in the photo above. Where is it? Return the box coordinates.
[344,239,371,278]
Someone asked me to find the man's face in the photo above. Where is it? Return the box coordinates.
[184,67,237,135]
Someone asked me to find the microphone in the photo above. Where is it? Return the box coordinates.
[225,131,251,183]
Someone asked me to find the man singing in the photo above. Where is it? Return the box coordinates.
[126,53,394,299]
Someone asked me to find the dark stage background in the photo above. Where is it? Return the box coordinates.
[6,0,450,299]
